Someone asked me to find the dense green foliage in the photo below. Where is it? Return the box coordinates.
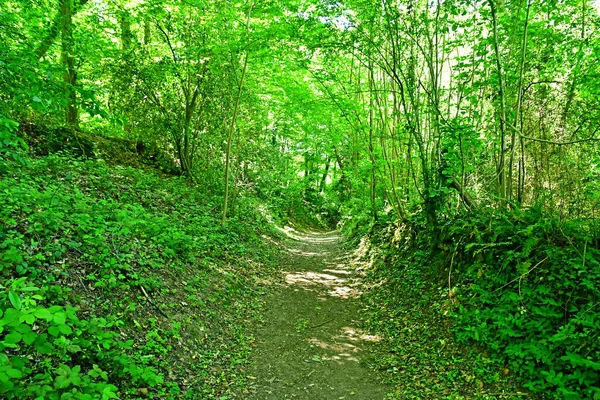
[1,149,277,398]
[356,227,522,399]
[448,211,600,397]
[349,209,600,399]
[2,0,600,397]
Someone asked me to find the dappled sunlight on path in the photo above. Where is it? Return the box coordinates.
[283,270,360,298]
[245,228,389,399]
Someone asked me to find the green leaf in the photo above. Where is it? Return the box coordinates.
[5,368,23,378]
[53,313,67,325]
[0,308,19,326]
[58,324,73,335]
[23,331,37,345]
[66,344,81,353]
[4,331,22,344]
[34,308,52,321]
[55,375,71,389]
[15,324,30,334]
[35,341,55,354]
[8,292,21,310]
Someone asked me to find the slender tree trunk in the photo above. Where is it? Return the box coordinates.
[304,152,310,180]
[181,85,200,177]
[508,0,531,203]
[367,52,378,221]
[36,0,89,59]
[562,0,587,124]
[144,17,151,45]
[222,1,254,225]
[120,12,132,51]
[319,158,330,192]
[488,0,508,202]
[61,0,77,126]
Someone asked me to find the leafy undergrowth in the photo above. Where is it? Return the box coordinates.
[353,230,534,399]
[1,148,279,398]
[351,208,600,399]
[444,209,600,399]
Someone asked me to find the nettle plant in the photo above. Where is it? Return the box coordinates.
[0,278,113,399]
[0,276,162,399]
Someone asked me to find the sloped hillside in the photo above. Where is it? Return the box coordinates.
[1,139,279,399]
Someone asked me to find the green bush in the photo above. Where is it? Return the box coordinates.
[357,207,600,398]
[441,209,600,398]
[0,116,27,170]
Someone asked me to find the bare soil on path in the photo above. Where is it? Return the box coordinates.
[245,229,389,400]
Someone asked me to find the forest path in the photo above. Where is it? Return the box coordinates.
[244,228,389,399]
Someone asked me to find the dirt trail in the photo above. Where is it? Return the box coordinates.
[245,229,389,399]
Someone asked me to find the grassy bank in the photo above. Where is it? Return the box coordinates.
[349,209,600,399]
[1,146,279,398]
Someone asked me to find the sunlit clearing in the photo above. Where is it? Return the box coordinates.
[287,248,322,256]
[328,285,358,299]
[285,271,345,286]
[322,268,352,275]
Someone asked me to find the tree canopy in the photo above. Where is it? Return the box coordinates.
[4,0,600,220]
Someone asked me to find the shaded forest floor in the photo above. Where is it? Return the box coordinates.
[244,228,389,399]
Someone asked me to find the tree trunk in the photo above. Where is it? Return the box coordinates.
[222,1,254,225]
[120,12,132,51]
[319,158,330,192]
[144,17,151,45]
[36,0,89,59]
[61,0,77,126]
[368,59,378,221]
[488,0,508,202]
[508,1,531,204]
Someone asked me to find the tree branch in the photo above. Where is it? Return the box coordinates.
[506,121,600,145]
